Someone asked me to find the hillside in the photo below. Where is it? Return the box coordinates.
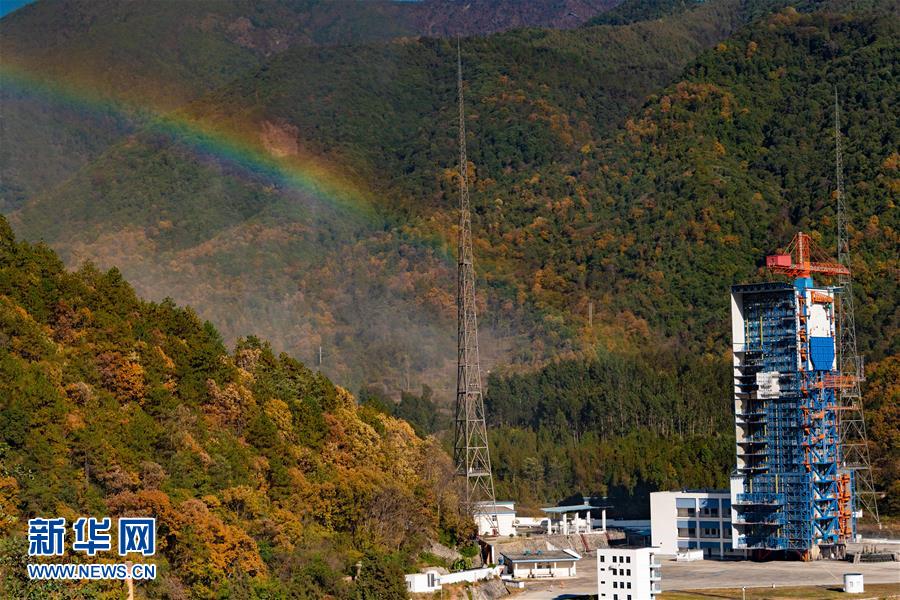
[0,0,620,207]
[477,4,898,512]
[3,0,897,514]
[484,350,899,515]
[10,0,758,395]
[0,216,471,598]
[12,2,899,397]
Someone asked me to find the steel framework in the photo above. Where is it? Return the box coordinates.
[833,89,880,527]
[451,41,498,529]
[731,281,854,558]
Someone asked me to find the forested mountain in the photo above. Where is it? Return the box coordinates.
[9,0,762,394]
[0,0,620,207]
[2,0,897,516]
[0,216,470,597]
[484,351,899,515]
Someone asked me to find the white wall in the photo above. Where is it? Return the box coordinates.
[405,571,440,593]
[476,511,516,536]
[650,492,677,554]
[730,476,744,548]
[406,566,502,593]
[650,491,736,559]
[597,547,660,600]
[441,566,502,584]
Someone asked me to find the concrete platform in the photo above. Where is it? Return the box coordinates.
[660,558,900,591]
[512,555,900,599]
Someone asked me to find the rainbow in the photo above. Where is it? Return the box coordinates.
[0,61,381,224]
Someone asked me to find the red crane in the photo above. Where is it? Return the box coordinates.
[766,231,850,279]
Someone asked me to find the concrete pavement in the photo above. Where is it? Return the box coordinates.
[511,555,900,599]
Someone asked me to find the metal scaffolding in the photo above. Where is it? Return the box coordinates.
[731,278,854,558]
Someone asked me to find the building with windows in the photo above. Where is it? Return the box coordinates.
[405,566,503,594]
[650,490,742,559]
[405,570,441,594]
[474,500,517,537]
[500,549,581,579]
[596,547,661,600]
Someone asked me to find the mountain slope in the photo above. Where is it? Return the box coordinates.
[0,216,470,598]
[10,0,757,395]
[0,0,621,207]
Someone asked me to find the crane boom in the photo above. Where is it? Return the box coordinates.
[766,231,850,279]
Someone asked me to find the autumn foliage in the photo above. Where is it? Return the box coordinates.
[0,217,472,598]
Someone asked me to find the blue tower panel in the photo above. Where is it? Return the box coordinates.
[729,281,853,558]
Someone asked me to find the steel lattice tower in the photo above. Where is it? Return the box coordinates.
[833,88,880,527]
[452,40,498,528]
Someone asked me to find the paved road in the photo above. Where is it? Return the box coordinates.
[660,558,900,591]
[513,556,900,599]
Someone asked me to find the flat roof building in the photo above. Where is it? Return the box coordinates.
[597,546,661,600]
[650,490,743,559]
[501,549,581,579]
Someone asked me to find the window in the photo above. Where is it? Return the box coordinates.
[677,507,696,517]
[600,556,605,562]
[627,582,631,589]
[626,556,631,563]
[627,569,631,576]
[701,527,720,538]
[613,581,618,589]
[427,573,436,587]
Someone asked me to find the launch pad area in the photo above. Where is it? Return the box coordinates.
[512,545,899,599]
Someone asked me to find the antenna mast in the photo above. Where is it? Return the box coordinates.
[834,87,880,528]
[452,39,498,531]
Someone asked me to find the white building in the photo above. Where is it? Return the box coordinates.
[405,570,441,594]
[596,547,661,600]
[541,503,606,534]
[650,490,743,559]
[501,549,581,579]
[474,500,517,537]
[405,566,502,594]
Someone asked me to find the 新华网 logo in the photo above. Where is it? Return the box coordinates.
[26,517,157,581]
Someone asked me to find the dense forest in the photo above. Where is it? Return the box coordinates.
[0,0,621,207]
[2,0,897,525]
[484,352,899,516]
[0,217,471,598]
[10,0,787,393]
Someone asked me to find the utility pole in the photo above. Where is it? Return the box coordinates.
[452,39,499,532]
[404,354,410,392]
[834,87,880,528]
